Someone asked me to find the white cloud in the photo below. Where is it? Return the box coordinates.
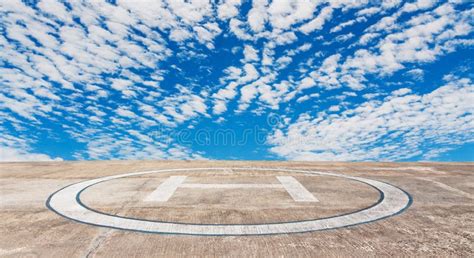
[116,107,137,118]
[243,45,259,62]
[76,131,203,160]
[267,0,319,30]
[0,146,61,162]
[299,6,333,34]
[158,86,208,124]
[229,18,252,40]
[296,95,310,103]
[297,3,474,93]
[269,77,474,161]
[218,0,242,20]
[1,0,472,162]
[299,77,316,91]
[240,63,259,83]
[392,88,412,96]
[407,68,424,81]
[166,0,213,24]
[0,134,62,162]
[247,0,268,32]
[170,28,192,42]
[400,0,437,14]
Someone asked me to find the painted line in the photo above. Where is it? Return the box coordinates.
[146,176,312,202]
[277,176,318,202]
[46,167,411,236]
[417,177,473,199]
[181,183,283,189]
[144,176,187,202]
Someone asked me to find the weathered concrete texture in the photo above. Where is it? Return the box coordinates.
[0,161,473,257]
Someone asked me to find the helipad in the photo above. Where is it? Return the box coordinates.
[47,168,411,235]
[0,161,472,256]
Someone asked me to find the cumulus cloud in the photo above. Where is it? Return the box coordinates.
[0,134,62,162]
[300,6,333,34]
[268,78,474,161]
[0,0,472,161]
[0,146,61,162]
[243,45,259,62]
[218,0,242,20]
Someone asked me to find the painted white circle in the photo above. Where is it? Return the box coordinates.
[47,168,411,235]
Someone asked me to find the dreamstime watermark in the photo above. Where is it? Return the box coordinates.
[148,113,284,146]
[174,125,269,146]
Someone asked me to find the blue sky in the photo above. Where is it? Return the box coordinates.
[0,0,473,162]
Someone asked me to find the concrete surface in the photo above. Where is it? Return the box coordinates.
[0,161,473,257]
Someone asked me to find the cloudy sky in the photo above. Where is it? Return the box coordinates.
[0,0,473,162]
